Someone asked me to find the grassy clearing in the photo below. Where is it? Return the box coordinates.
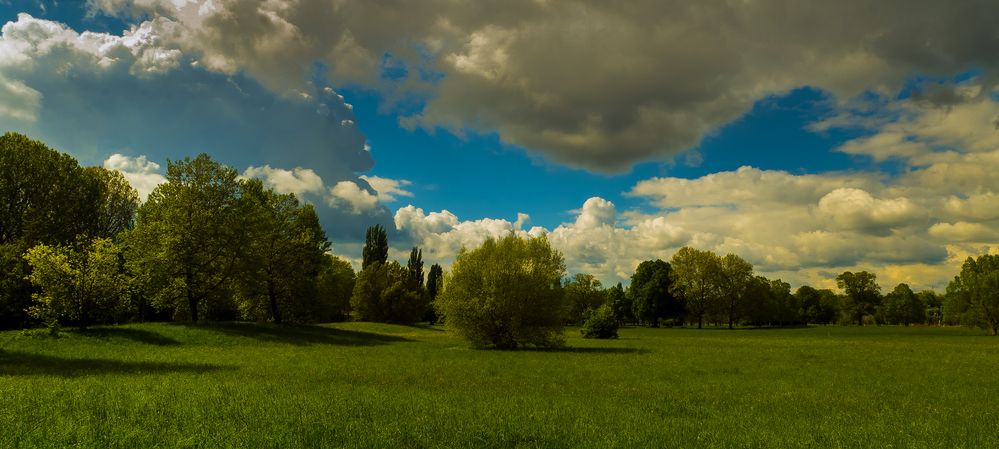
[1,323,997,448]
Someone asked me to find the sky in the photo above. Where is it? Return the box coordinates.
[2,0,999,291]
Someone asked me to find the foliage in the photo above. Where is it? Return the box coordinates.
[716,254,754,328]
[436,234,566,349]
[836,271,881,326]
[580,304,619,339]
[920,290,944,325]
[0,242,33,329]
[24,239,129,327]
[879,283,925,326]
[0,132,94,246]
[945,255,999,335]
[606,282,633,324]
[316,255,356,322]
[407,247,424,289]
[362,224,389,269]
[670,247,721,329]
[630,259,681,327]
[125,154,244,322]
[424,263,444,323]
[82,167,140,241]
[351,261,426,324]
[235,180,330,324]
[564,273,605,324]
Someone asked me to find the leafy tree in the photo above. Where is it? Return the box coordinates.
[407,247,424,289]
[814,289,841,325]
[717,254,754,328]
[945,255,999,335]
[581,304,619,339]
[316,255,356,322]
[351,261,425,323]
[436,234,566,349]
[564,273,605,324]
[630,259,680,327]
[744,275,776,326]
[126,154,243,322]
[919,290,943,326]
[880,283,925,326]
[769,278,799,326]
[362,224,389,269]
[607,282,633,325]
[0,242,32,329]
[424,263,444,323]
[836,271,881,326]
[24,239,129,328]
[236,180,330,324]
[670,247,720,329]
[796,285,822,324]
[0,132,94,246]
[82,166,139,240]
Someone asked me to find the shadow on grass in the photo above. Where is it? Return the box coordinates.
[172,322,412,346]
[69,327,181,346]
[687,325,814,331]
[0,350,228,377]
[403,323,445,332]
[495,346,649,354]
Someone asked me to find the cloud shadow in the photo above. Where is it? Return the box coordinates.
[69,327,182,346]
[171,322,412,346]
[0,350,228,377]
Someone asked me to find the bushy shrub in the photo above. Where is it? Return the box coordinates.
[581,304,619,339]
[437,234,566,349]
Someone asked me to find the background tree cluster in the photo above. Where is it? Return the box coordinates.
[3,132,997,336]
[0,133,356,329]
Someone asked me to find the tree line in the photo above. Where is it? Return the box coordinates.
[1,132,997,342]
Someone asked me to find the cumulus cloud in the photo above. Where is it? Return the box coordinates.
[103,153,167,200]
[0,13,386,239]
[327,180,381,215]
[243,165,325,197]
[87,0,999,171]
[359,175,412,203]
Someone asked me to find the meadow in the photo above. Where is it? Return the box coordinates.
[1,323,997,448]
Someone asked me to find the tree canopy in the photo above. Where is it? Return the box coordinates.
[437,234,566,349]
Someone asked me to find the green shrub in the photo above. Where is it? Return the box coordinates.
[581,304,619,339]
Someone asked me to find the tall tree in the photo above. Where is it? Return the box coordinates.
[81,167,139,241]
[630,259,679,327]
[126,154,243,322]
[236,180,330,324]
[879,283,925,326]
[670,247,720,329]
[717,254,754,329]
[424,262,444,323]
[607,282,633,325]
[362,224,389,269]
[564,273,605,324]
[316,255,356,322]
[945,255,999,335]
[836,271,881,326]
[407,247,424,289]
[426,263,444,300]
[351,261,425,323]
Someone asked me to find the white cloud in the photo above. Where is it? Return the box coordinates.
[359,175,412,203]
[103,153,167,201]
[327,180,380,214]
[243,165,325,197]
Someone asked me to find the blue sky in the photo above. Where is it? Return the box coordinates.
[3,1,999,289]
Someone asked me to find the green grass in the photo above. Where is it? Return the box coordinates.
[1,323,997,448]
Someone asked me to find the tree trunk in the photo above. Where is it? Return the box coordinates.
[186,270,199,322]
[268,279,282,324]
[991,325,997,336]
[728,315,734,329]
[698,315,703,329]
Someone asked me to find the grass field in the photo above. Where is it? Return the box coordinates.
[1,323,997,448]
